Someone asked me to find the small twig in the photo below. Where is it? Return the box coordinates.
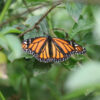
[19,1,62,37]
[0,4,48,28]
[22,0,33,15]
[53,28,67,33]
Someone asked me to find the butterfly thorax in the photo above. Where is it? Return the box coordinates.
[47,36,53,57]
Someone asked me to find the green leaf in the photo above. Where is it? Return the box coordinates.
[0,85,16,99]
[52,9,75,33]
[7,59,28,91]
[5,34,23,62]
[69,6,94,40]
[0,91,5,100]
[0,0,4,12]
[0,52,7,64]
[93,7,100,45]
[45,80,61,100]
[24,16,49,39]
[66,2,84,22]
[0,34,9,50]
[63,61,100,99]
[62,84,100,100]
[27,0,48,2]
[70,16,94,39]
[32,60,51,72]
[0,27,22,35]
[65,61,100,91]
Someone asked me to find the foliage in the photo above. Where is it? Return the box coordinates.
[0,0,100,100]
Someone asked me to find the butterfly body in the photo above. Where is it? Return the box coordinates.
[22,36,86,63]
[47,36,52,58]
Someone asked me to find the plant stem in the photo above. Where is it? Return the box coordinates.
[47,14,56,37]
[26,76,31,100]
[0,91,5,100]
[0,0,12,23]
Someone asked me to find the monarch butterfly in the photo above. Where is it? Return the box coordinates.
[22,36,86,63]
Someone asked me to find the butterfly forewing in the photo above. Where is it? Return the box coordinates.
[37,42,51,62]
[22,37,47,55]
[52,38,75,55]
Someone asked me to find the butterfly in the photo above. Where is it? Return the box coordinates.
[22,36,86,63]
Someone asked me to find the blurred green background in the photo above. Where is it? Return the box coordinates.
[0,0,100,100]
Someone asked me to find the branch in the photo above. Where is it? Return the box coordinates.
[22,0,33,15]
[67,0,100,5]
[19,1,62,37]
[0,4,48,28]
[53,28,68,34]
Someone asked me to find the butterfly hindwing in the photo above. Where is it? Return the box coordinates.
[22,37,47,55]
[52,38,75,55]
[51,41,69,62]
[70,41,86,54]
[37,42,51,63]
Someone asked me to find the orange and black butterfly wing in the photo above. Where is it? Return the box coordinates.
[51,38,75,62]
[74,44,86,54]
[22,36,86,63]
[70,41,86,54]
[22,37,52,63]
[22,37,47,55]
[51,41,68,62]
[52,38,75,54]
[36,41,51,63]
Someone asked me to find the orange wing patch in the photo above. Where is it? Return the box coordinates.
[32,43,37,51]
[40,52,43,58]
[75,46,83,52]
[51,42,67,61]
[52,42,56,58]
[74,44,86,54]
[53,38,69,44]
[60,52,64,58]
[22,37,47,55]
[45,42,50,58]
[37,42,50,62]
[35,39,46,53]
[32,37,46,43]
[53,38,75,54]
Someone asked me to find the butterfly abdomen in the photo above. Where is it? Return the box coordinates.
[47,36,53,57]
